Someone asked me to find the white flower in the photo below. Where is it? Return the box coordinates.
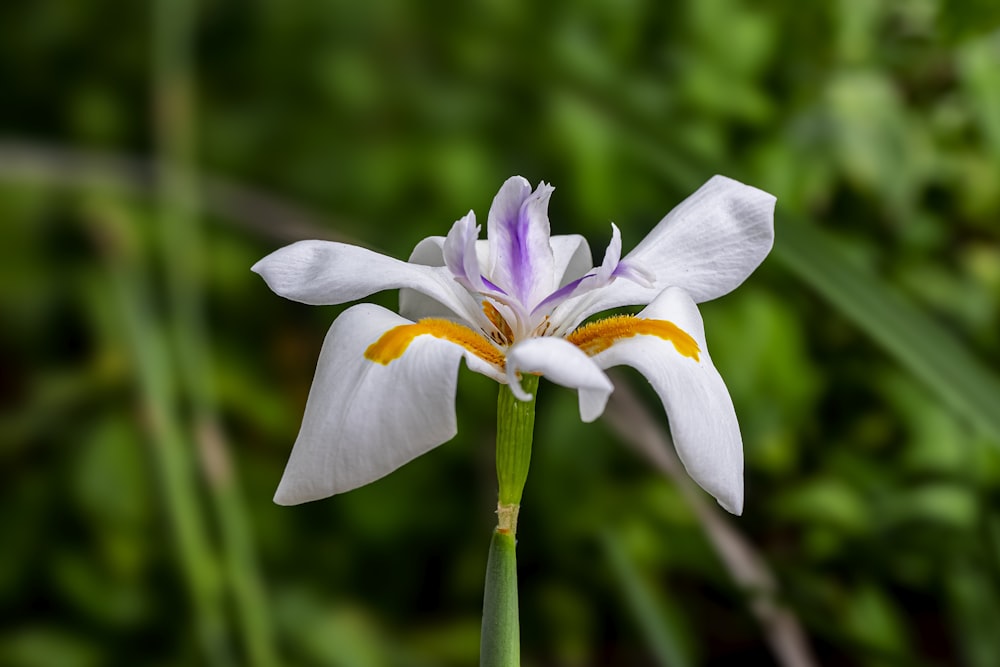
[253,175,775,514]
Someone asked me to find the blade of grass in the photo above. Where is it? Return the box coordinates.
[90,201,233,666]
[601,532,692,667]
[774,215,1000,442]
[152,1,278,664]
[604,376,819,667]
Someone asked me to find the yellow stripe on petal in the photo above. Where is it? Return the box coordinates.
[365,318,506,368]
[566,315,700,361]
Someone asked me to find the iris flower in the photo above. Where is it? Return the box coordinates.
[254,176,774,514]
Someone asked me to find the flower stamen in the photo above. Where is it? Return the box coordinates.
[483,301,514,346]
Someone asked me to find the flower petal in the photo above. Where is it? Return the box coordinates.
[506,337,613,423]
[550,234,593,287]
[550,175,774,331]
[627,175,775,300]
[398,236,493,322]
[253,240,483,326]
[596,222,623,282]
[443,211,486,292]
[274,303,495,505]
[586,287,744,514]
[487,177,557,308]
[398,236,455,321]
[532,226,623,316]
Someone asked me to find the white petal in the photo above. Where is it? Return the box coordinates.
[398,236,454,321]
[550,234,593,287]
[402,236,492,275]
[274,304,493,505]
[406,236,447,267]
[506,337,613,423]
[588,287,744,514]
[550,176,774,330]
[401,236,507,324]
[628,175,774,300]
[443,211,486,292]
[596,223,622,282]
[254,239,483,326]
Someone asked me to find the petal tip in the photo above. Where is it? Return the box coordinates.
[250,249,274,272]
[509,378,534,402]
[709,173,777,208]
[273,469,332,506]
[272,483,301,506]
[717,493,744,516]
[580,379,614,423]
[534,180,554,195]
[579,396,610,423]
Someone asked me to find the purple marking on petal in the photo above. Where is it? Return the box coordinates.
[507,194,535,302]
[613,260,655,288]
[531,274,591,315]
[532,224,627,316]
[487,177,532,295]
[482,276,508,295]
[487,178,555,309]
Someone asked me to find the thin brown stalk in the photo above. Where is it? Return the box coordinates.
[603,372,819,667]
[0,140,353,244]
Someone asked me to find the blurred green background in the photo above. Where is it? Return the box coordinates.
[3,0,1000,665]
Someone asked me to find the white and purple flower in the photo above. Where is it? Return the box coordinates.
[253,176,775,513]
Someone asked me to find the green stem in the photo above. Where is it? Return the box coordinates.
[480,529,520,667]
[496,375,539,507]
[480,377,539,667]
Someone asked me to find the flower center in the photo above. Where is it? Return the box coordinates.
[365,319,506,369]
[566,315,700,361]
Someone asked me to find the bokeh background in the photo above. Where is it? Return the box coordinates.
[3,0,1000,665]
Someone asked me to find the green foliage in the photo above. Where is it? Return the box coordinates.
[2,0,1000,664]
